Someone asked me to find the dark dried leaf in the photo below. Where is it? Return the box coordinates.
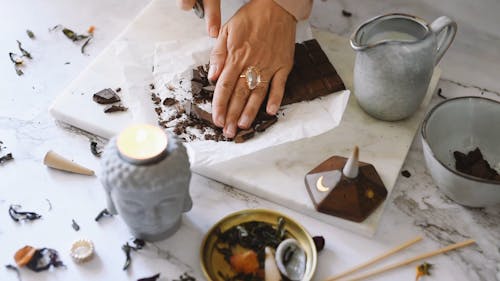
[62,28,89,42]
[342,10,352,17]
[26,248,65,272]
[26,29,35,39]
[0,153,14,164]
[8,205,42,222]
[81,36,93,54]
[401,170,411,178]
[95,208,113,222]
[17,40,32,59]
[90,141,102,158]
[5,264,21,281]
[71,219,80,231]
[15,68,24,76]
[137,273,160,281]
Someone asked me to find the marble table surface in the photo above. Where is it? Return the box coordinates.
[1,1,499,281]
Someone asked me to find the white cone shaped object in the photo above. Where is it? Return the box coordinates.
[264,247,282,281]
[43,150,94,176]
[343,146,359,179]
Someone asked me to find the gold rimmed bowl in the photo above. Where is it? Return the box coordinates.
[200,209,318,281]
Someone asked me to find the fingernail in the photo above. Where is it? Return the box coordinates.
[238,115,250,128]
[267,104,279,115]
[209,26,218,38]
[216,114,225,127]
[225,123,236,138]
[208,64,217,80]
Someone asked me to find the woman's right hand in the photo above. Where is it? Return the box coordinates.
[176,0,221,38]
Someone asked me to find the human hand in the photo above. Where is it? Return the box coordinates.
[208,0,296,138]
[176,0,221,38]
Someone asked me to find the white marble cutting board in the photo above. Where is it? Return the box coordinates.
[49,0,440,236]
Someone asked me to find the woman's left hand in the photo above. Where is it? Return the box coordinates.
[207,0,297,138]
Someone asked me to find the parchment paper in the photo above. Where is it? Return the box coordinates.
[119,25,350,168]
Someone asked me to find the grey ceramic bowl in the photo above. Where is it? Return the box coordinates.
[421,96,500,207]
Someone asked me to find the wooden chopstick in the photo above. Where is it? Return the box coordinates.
[341,239,476,281]
[325,236,423,281]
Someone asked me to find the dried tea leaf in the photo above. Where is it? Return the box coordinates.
[26,248,65,272]
[26,29,35,39]
[137,273,160,281]
[90,141,102,158]
[312,236,325,252]
[71,219,80,231]
[173,272,196,281]
[342,10,352,17]
[95,208,113,222]
[5,264,21,281]
[8,205,42,222]
[0,153,14,164]
[17,40,32,59]
[62,28,89,42]
[81,36,93,54]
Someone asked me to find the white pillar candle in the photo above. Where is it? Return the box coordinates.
[117,124,168,164]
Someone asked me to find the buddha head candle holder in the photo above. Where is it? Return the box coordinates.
[100,124,192,241]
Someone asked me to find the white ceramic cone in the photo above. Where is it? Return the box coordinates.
[264,247,282,281]
[43,150,94,176]
[343,146,359,179]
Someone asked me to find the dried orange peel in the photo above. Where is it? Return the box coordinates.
[14,245,36,267]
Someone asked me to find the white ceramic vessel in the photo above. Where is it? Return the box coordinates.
[421,97,500,207]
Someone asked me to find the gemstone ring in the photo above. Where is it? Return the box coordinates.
[239,66,268,90]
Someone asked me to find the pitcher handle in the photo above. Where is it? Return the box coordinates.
[430,16,457,65]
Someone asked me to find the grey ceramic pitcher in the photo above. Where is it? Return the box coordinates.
[350,13,457,121]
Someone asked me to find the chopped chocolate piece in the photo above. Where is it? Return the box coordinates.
[154,107,163,115]
[401,170,411,178]
[254,116,278,132]
[342,9,353,17]
[149,83,155,90]
[312,236,325,252]
[115,87,121,93]
[104,104,128,113]
[163,97,177,106]
[234,129,255,143]
[202,85,215,93]
[151,94,162,105]
[93,88,121,104]
[454,148,500,181]
[190,103,213,124]
[192,69,205,84]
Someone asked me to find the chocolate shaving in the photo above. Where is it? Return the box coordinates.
[8,205,42,222]
[163,97,177,106]
[151,94,162,105]
[137,273,160,281]
[454,148,500,181]
[95,208,113,222]
[5,264,21,281]
[115,87,122,92]
[90,141,102,157]
[313,236,325,252]
[104,104,128,113]
[93,88,121,104]
[342,10,353,17]
[26,248,65,272]
[234,129,255,143]
[254,116,278,132]
[71,219,80,231]
[149,83,155,90]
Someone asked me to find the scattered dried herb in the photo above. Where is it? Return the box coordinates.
[437,88,446,99]
[64,62,71,65]
[49,24,62,32]
[8,205,42,222]
[62,28,89,42]
[95,208,113,222]
[17,40,32,59]
[26,29,35,39]
[45,198,52,211]
[25,248,65,272]
[173,272,196,281]
[90,141,102,157]
[312,236,325,252]
[137,273,160,281]
[81,36,93,54]
[0,153,14,164]
[415,262,433,281]
[342,10,352,17]
[5,264,21,281]
[401,170,411,178]
[121,238,145,270]
[71,219,80,231]
[9,52,23,65]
